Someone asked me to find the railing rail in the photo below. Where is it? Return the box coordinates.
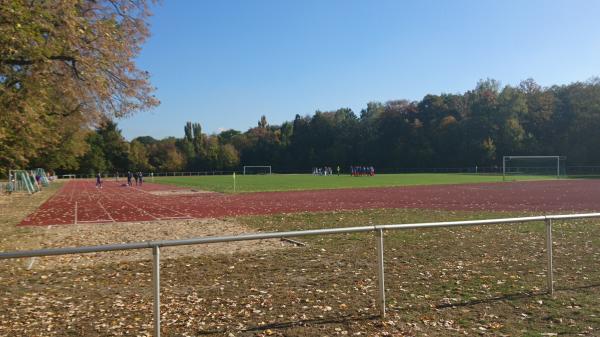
[2,212,600,337]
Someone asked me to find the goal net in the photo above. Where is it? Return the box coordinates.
[503,156,566,180]
[243,166,272,175]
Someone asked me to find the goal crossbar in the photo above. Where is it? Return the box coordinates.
[242,166,272,175]
[502,156,565,180]
[504,156,562,159]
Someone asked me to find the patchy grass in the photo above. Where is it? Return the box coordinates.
[1,208,598,336]
[153,173,555,193]
[0,181,63,252]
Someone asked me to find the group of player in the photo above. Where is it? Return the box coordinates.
[350,165,375,176]
[313,166,339,176]
[126,171,144,187]
[95,171,144,188]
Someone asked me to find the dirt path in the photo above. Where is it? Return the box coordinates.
[8,218,286,270]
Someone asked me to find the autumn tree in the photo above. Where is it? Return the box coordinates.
[129,140,152,172]
[78,120,129,174]
[0,0,158,175]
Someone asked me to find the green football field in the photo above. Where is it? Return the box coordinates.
[152,173,555,193]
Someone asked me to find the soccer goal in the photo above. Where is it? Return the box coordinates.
[243,166,272,175]
[502,156,566,181]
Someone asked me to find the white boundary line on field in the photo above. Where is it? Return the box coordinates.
[119,185,192,219]
[97,200,116,223]
[26,225,52,270]
[77,220,115,223]
[122,198,160,220]
[95,185,162,220]
[26,256,37,270]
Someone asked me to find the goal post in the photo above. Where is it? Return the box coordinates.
[243,166,272,175]
[502,156,566,181]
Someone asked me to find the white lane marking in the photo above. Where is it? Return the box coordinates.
[97,188,159,220]
[77,219,114,223]
[26,225,52,270]
[26,257,37,270]
[97,200,116,222]
[128,186,192,218]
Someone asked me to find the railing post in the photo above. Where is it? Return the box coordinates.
[152,246,161,337]
[375,228,386,318]
[545,218,554,295]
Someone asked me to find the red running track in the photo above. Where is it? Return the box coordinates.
[19,179,600,226]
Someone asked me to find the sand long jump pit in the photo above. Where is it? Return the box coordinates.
[8,218,286,271]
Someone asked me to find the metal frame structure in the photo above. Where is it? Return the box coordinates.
[1,212,599,337]
[8,169,38,194]
[502,155,564,181]
[243,165,272,175]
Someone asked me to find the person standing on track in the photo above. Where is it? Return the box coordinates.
[6,173,14,195]
[96,172,103,188]
[134,172,139,186]
[138,172,143,186]
[127,171,133,187]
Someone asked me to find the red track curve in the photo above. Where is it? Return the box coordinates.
[19,179,600,226]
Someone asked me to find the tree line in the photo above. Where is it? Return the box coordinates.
[60,77,600,175]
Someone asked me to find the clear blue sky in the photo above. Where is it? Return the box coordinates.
[118,0,600,140]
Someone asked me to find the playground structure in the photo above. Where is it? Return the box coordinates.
[5,169,51,194]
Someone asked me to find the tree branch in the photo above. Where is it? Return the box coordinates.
[1,55,76,65]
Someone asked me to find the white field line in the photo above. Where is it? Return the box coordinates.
[97,200,116,222]
[77,220,115,223]
[128,186,192,218]
[97,188,160,220]
[81,183,92,202]
[120,199,160,220]
[150,204,192,219]
[68,181,76,203]
[26,225,52,270]
[74,202,78,225]
[104,186,192,220]
[25,257,37,270]
[73,187,112,223]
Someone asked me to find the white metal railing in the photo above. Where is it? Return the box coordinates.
[1,212,599,336]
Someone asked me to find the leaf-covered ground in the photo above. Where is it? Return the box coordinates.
[1,208,599,336]
[0,182,64,251]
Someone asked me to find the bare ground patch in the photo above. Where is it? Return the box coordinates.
[11,218,286,270]
[0,182,64,252]
[147,189,214,196]
[1,184,286,270]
